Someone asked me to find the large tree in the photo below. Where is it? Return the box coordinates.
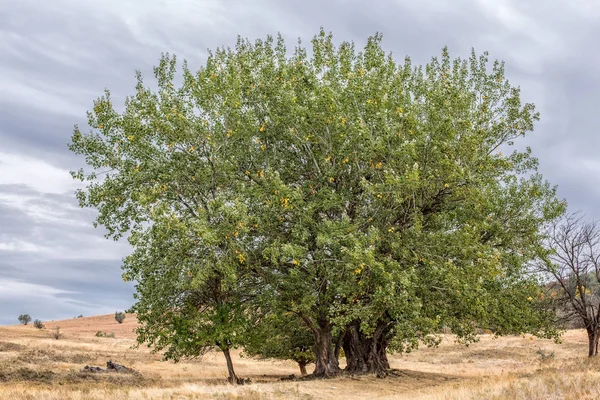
[70,29,564,378]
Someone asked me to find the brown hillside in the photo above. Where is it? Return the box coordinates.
[3,313,139,340]
[0,316,599,399]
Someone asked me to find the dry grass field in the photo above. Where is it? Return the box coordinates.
[1,314,599,399]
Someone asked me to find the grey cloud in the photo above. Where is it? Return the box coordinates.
[1,0,600,323]
[0,183,132,324]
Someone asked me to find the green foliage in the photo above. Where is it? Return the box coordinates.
[70,29,564,373]
[243,313,315,371]
[18,314,32,326]
[33,319,44,329]
[114,312,126,324]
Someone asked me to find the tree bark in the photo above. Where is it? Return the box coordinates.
[298,362,308,376]
[312,318,342,377]
[588,327,599,357]
[221,347,240,383]
[342,321,390,376]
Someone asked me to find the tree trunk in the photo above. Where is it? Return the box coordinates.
[221,347,240,383]
[334,331,345,360]
[298,362,308,376]
[343,321,390,376]
[588,327,599,357]
[312,318,342,377]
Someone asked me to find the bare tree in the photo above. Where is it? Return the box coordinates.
[537,212,600,357]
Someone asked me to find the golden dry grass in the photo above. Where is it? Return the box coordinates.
[0,314,598,399]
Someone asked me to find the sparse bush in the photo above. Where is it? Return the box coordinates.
[51,326,62,340]
[95,330,116,338]
[18,314,32,325]
[77,314,84,318]
[33,319,44,329]
[536,348,555,361]
[115,311,126,324]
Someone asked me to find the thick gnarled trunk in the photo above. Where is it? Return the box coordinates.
[343,321,391,376]
[312,318,342,377]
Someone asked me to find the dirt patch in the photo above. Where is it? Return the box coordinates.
[0,367,56,383]
[0,342,26,352]
[16,349,95,365]
[63,370,155,387]
[0,365,158,388]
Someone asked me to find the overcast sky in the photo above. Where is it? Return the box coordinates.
[1,0,599,325]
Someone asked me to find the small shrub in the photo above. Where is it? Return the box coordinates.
[33,319,44,329]
[536,348,555,361]
[115,311,126,324]
[17,314,32,325]
[95,331,116,338]
[77,314,84,318]
[51,326,62,340]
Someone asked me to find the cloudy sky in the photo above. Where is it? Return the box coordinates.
[1,0,599,325]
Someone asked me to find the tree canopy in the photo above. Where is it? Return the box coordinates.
[70,29,565,379]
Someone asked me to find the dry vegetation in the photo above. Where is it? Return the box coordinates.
[1,314,599,399]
